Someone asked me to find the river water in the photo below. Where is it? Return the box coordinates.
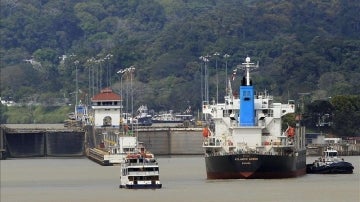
[1,156,359,202]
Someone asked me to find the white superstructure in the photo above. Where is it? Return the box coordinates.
[119,152,162,189]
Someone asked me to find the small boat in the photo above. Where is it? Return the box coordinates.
[119,151,162,189]
[134,105,153,126]
[306,147,354,174]
[152,112,183,123]
[121,105,153,126]
[152,108,193,124]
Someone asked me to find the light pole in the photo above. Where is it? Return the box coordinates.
[86,57,96,102]
[200,55,210,120]
[95,58,104,92]
[104,54,113,87]
[199,57,204,103]
[128,66,136,122]
[224,54,230,92]
[117,69,126,131]
[74,60,79,119]
[117,66,135,127]
[200,55,210,104]
[213,52,220,104]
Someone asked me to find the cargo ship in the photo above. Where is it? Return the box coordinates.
[202,57,306,179]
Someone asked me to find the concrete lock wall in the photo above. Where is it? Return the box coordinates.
[1,124,86,158]
[138,128,203,155]
[1,124,205,157]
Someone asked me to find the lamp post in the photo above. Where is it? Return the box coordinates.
[117,69,126,131]
[128,66,136,121]
[104,54,113,87]
[199,57,204,104]
[74,60,79,119]
[66,54,78,118]
[199,55,210,120]
[205,55,210,105]
[95,58,104,92]
[223,54,230,91]
[86,57,96,102]
[213,52,220,104]
[200,55,210,104]
[117,66,136,129]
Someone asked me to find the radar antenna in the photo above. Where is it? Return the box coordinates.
[236,57,259,86]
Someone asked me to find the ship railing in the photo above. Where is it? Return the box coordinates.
[205,149,298,157]
[262,140,296,147]
[203,137,222,147]
[127,162,159,166]
[255,92,273,100]
[128,171,159,176]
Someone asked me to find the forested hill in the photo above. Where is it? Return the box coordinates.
[1,0,359,112]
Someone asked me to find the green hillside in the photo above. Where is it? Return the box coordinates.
[1,0,359,135]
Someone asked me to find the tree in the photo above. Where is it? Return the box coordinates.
[331,95,360,137]
[0,104,8,124]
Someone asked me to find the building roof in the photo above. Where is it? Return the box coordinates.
[91,88,121,101]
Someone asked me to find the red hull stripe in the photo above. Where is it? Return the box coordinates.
[207,168,306,179]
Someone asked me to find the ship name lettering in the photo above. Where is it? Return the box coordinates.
[235,157,258,161]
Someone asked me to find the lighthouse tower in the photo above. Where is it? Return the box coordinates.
[91,88,121,127]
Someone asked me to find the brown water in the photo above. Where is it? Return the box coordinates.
[1,156,359,202]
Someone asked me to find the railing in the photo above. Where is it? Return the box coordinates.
[203,137,222,147]
[205,149,301,157]
[127,162,159,166]
[128,171,159,176]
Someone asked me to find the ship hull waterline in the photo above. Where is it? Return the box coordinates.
[119,184,162,189]
[306,162,354,174]
[205,152,306,179]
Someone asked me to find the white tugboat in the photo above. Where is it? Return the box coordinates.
[119,147,162,189]
[306,147,354,174]
[202,56,306,179]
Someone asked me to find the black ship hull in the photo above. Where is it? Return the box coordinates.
[119,184,162,189]
[205,150,306,179]
[306,162,354,174]
[137,117,153,126]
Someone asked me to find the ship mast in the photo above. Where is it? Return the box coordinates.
[236,57,259,126]
[237,56,259,86]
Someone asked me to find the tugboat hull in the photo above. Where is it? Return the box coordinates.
[306,162,354,174]
[205,150,306,179]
